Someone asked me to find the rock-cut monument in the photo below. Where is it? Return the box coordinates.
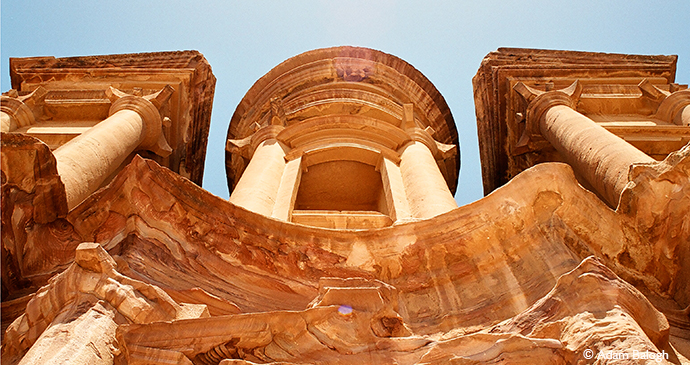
[1,47,689,364]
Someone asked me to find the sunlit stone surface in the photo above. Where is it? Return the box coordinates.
[2,47,689,364]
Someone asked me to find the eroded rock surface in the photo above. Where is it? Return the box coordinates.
[2,155,688,364]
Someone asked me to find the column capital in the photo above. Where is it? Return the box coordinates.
[655,89,690,126]
[515,81,582,137]
[401,126,456,162]
[1,87,47,131]
[404,127,438,156]
[251,124,285,148]
[106,86,174,156]
[226,124,286,160]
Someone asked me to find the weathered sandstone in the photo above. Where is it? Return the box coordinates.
[2,47,689,364]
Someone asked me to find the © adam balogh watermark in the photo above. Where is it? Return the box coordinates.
[583,348,669,362]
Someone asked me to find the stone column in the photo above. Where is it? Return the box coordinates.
[517,82,656,207]
[656,89,690,126]
[1,108,16,132]
[229,125,288,216]
[53,86,173,210]
[398,128,458,219]
[1,87,47,132]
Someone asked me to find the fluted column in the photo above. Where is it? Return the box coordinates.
[398,127,457,219]
[229,125,288,216]
[1,87,47,132]
[517,81,656,207]
[53,86,173,210]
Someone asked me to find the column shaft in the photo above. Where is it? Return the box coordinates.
[541,105,655,207]
[54,109,146,209]
[681,104,690,126]
[229,138,287,216]
[1,111,15,132]
[399,141,457,219]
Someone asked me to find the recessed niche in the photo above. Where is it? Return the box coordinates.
[294,160,387,213]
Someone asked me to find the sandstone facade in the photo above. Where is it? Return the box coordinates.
[1,47,689,364]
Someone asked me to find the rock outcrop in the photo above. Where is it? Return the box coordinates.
[3,154,688,363]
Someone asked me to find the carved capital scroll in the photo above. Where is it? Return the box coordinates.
[655,89,690,126]
[106,86,174,157]
[0,87,47,132]
[515,80,582,138]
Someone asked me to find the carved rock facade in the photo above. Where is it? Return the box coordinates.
[1,47,689,364]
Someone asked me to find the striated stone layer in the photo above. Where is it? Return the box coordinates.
[3,153,689,364]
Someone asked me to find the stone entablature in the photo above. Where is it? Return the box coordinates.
[5,51,216,186]
[473,48,689,196]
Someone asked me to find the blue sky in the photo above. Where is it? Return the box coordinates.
[2,0,689,206]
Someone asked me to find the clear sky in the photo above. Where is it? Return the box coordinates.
[2,0,689,206]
